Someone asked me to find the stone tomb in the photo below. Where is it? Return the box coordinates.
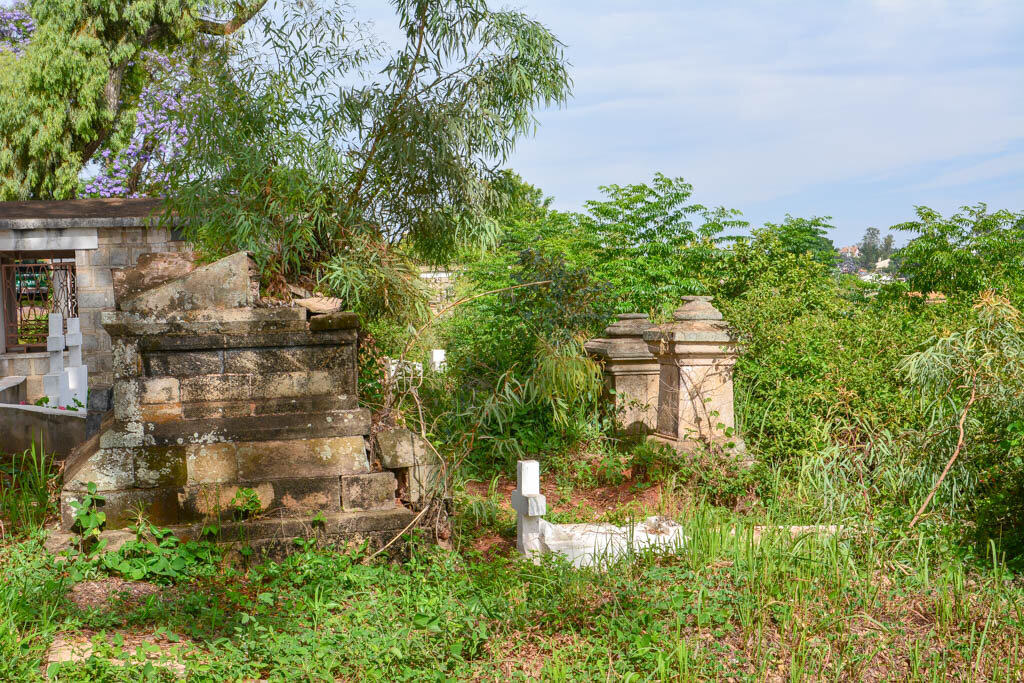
[584,313,659,437]
[643,296,747,460]
[513,460,685,568]
[59,251,417,553]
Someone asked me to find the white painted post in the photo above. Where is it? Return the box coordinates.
[510,460,546,556]
[43,313,71,407]
[430,349,447,372]
[64,317,88,408]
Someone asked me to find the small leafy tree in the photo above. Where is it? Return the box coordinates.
[758,215,836,265]
[575,174,744,316]
[894,204,1024,297]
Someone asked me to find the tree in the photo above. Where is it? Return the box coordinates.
[894,204,1024,297]
[760,215,836,265]
[881,234,895,260]
[0,0,267,200]
[857,227,882,268]
[161,0,571,319]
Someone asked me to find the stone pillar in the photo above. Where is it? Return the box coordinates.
[643,297,747,459]
[584,313,659,437]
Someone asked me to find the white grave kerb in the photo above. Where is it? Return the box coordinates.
[510,459,546,555]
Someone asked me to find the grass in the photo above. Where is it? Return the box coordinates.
[2,441,1023,680]
[0,441,59,539]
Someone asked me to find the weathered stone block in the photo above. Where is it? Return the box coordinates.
[118,251,257,315]
[250,371,333,400]
[112,340,141,379]
[145,350,223,377]
[140,402,183,424]
[342,472,397,511]
[61,487,180,529]
[252,395,357,416]
[99,427,144,450]
[179,374,251,402]
[308,311,360,331]
[139,377,180,404]
[178,482,273,519]
[270,478,342,514]
[235,436,369,481]
[179,477,340,521]
[146,409,371,446]
[64,448,134,492]
[185,443,239,484]
[181,400,254,420]
[134,447,187,488]
[375,427,424,469]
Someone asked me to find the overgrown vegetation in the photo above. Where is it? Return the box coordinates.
[4,2,1024,677]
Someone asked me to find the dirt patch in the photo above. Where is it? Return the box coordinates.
[67,578,170,611]
[471,532,514,559]
[465,474,664,521]
[46,629,193,677]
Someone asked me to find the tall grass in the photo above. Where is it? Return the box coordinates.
[0,440,58,537]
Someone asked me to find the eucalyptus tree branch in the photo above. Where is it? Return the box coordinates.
[909,377,978,529]
[197,0,269,35]
[347,6,427,209]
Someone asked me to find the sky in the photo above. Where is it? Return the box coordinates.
[351,0,1024,247]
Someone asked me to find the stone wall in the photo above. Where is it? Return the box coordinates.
[75,224,186,391]
[60,252,417,551]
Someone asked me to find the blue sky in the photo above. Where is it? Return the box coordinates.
[353,0,1024,246]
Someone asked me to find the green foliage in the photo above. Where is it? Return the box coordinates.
[757,214,836,265]
[68,482,107,555]
[0,441,57,535]
[229,486,262,519]
[4,514,1024,679]
[432,247,611,470]
[162,0,571,317]
[0,0,245,199]
[574,174,744,315]
[100,522,222,583]
[486,173,744,317]
[902,292,1024,561]
[719,249,958,466]
[894,203,1024,297]
[715,223,834,299]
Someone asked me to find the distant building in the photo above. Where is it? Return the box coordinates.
[838,245,860,259]
[875,258,890,270]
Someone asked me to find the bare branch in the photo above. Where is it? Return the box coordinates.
[197,0,269,36]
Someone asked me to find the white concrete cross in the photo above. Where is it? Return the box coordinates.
[510,460,546,555]
[43,313,72,408]
[63,317,88,407]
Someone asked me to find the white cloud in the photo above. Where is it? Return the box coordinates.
[343,0,1024,241]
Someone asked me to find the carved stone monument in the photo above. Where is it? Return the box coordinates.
[643,297,746,459]
[58,251,418,556]
[584,313,659,437]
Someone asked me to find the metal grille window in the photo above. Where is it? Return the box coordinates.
[1,255,78,351]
